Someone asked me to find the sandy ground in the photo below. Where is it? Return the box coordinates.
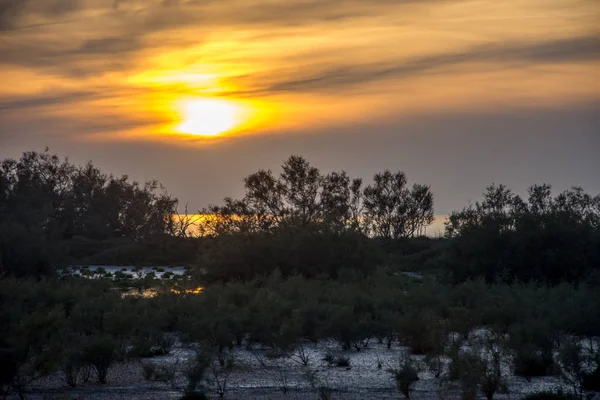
[9,339,574,400]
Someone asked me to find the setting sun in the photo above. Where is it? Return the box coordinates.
[177,98,240,137]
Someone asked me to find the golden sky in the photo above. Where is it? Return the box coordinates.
[0,0,599,213]
[1,0,599,140]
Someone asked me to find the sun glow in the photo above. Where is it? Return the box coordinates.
[177,98,241,137]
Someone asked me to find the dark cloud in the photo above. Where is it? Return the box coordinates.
[0,34,143,77]
[0,91,97,111]
[2,0,438,33]
[0,99,164,145]
[0,0,29,30]
[126,0,450,37]
[0,86,152,112]
[0,0,89,30]
[77,37,141,54]
[2,0,596,83]
[249,35,600,94]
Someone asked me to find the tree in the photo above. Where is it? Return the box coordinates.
[363,170,434,239]
[0,150,180,276]
[444,184,600,283]
[320,171,362,233]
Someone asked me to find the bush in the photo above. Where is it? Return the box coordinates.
[156,333,176,354]
[180,392,208,400]
[322,353,351,367]
[318,386,333,400]
[141,362,156,380]
[81,336,116,383]
[388,355,419,398]
[322,352,335,365]
[582,365,600,391]
[114,271,127,279]
[185,349,211,393]
[129,345,168,358]
[154,362,178,386]
[424,353,445,378]
[522,390,580,400]
[334,356,351,368]
[514,351,555,379]
[59,348,83,388]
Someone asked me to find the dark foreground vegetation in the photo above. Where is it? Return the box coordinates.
[1,150,599,399]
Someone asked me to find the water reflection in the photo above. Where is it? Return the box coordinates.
[120,286,204,298]
[171,286,204,295]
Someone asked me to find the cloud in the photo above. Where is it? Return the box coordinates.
[77,36,140,55]
[1,0,438,32]
[0,0,88,30]
[0,91,97,111]
[1,34,143,77]
[2,0,597,83]
[0,83,160,113]
[242,35,600,94]
[0,0,598,146]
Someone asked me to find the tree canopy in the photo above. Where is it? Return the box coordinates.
[0,150,178,276]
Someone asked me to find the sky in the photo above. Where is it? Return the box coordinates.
[0,0,599,221]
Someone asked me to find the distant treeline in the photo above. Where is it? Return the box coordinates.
[1,150,599,284]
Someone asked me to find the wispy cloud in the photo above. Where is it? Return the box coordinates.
[237,35,600,94]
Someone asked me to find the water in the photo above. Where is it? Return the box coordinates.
[65,265,189,279]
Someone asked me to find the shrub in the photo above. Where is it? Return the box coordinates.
[424,353,445,378]
[335,356,351,368]
[318,386,333,400]
[59,349,83,387]
[582,364,600,391]
[154,362,178,386]
[322,352,335,365]
[141,362,156,380]
[265,349,283,359]
[522,390,580,400]
[185,349,211,393]
[180,392,208,400]
[81,336,116,384]
[446,334,509,400]
[156,333,176,354]
[388,355,419,398]
[514,351,555,379]
[114,271,127,279]
[129,343,168,358]
[556,337,600,394]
